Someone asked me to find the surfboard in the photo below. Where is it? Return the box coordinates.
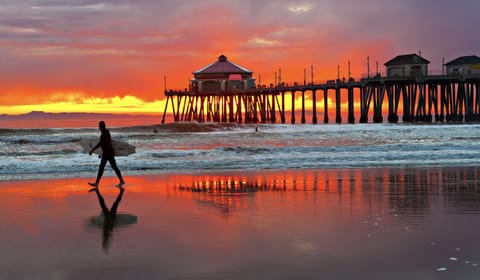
[78,138,136,157]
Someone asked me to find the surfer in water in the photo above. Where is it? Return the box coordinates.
[88,121,125,187]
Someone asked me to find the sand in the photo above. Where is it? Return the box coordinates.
[1,167,480,279]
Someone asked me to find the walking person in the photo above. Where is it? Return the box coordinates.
[89,121,125,187]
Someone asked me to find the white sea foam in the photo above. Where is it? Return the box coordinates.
[2,123,480,180]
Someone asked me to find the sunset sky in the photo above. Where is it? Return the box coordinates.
[0,0,479,114]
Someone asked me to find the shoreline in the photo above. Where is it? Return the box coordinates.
[2,165,479,187]
[6,165,480,184]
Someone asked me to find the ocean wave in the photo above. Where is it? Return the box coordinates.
[0,128,95,145]
[0,128,54,135]
[0,135,86,145]
[1,149,79,157]
[7,137,84,145]
[150,150,209,158]
[221,146,274,154]
[1,127,95,134]
[3,123,480,181]
[128,122,253,133]
[0,122,253,147]
[0,129,16,135]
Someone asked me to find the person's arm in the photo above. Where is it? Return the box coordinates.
[89,136,102,155]
[89,142,100,155]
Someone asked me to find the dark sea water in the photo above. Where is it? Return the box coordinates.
[1,122,480,180]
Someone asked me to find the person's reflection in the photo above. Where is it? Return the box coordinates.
[89,186,127,254]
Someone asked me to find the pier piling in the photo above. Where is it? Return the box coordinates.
[163,75,480,124]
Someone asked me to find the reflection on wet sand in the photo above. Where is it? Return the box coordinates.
[177,180,286,193]
[2,167,480,279]
[174,167,480,217]
[86,187,138,253]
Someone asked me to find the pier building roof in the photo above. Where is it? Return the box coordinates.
[445,55,480,66]
[193,55,253,75]
[384,54,430,66]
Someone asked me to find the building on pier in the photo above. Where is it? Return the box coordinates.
[384,54,430,78]
[445,55,480,75]
[190,55,256,93]
[162,53,480,125]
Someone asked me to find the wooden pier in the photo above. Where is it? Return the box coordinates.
[161,74,480,124]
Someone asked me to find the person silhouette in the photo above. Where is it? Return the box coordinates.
[89,186,125,254]
[89,121,125,187]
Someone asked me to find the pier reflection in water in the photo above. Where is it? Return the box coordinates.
[163,167,480,279]
[174,167,480,218]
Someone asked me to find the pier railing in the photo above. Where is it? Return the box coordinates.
[162,74,480,124]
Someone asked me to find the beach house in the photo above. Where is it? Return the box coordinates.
[444,55,480,75]
[384,54,430,78]
[190,55,256,93]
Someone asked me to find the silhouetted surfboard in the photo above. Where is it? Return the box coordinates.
[78,138,136,157]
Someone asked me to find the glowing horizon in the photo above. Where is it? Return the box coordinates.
[0,95,167,115]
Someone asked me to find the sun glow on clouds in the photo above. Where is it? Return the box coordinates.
[248,37,282,47]
[23,46,140,57]
[288,4,313,12]
[31,2,115,12]
[0,25,40,34]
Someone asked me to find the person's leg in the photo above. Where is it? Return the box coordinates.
[108,157,125,185]
[95,158,108,184]
[89,158,107,187]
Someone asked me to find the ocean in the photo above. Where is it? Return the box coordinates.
[1,121,480,181]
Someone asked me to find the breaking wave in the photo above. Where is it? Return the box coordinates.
[2,121,480,180]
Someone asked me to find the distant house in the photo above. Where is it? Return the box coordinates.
[384,54,430,78]
[445,55,480,75]
[190,55,256,93]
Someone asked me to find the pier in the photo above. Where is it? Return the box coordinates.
[162,74,480,124]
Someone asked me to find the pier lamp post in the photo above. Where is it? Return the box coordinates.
[442,57,445,76]
[367,56,370,78]
[279,68,282,86]
[311,65,314,84]
[348,61,351,81]
[164,76,167,92]
[304,68,306,85]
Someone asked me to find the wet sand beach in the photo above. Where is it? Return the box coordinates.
[1,167,480,279]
